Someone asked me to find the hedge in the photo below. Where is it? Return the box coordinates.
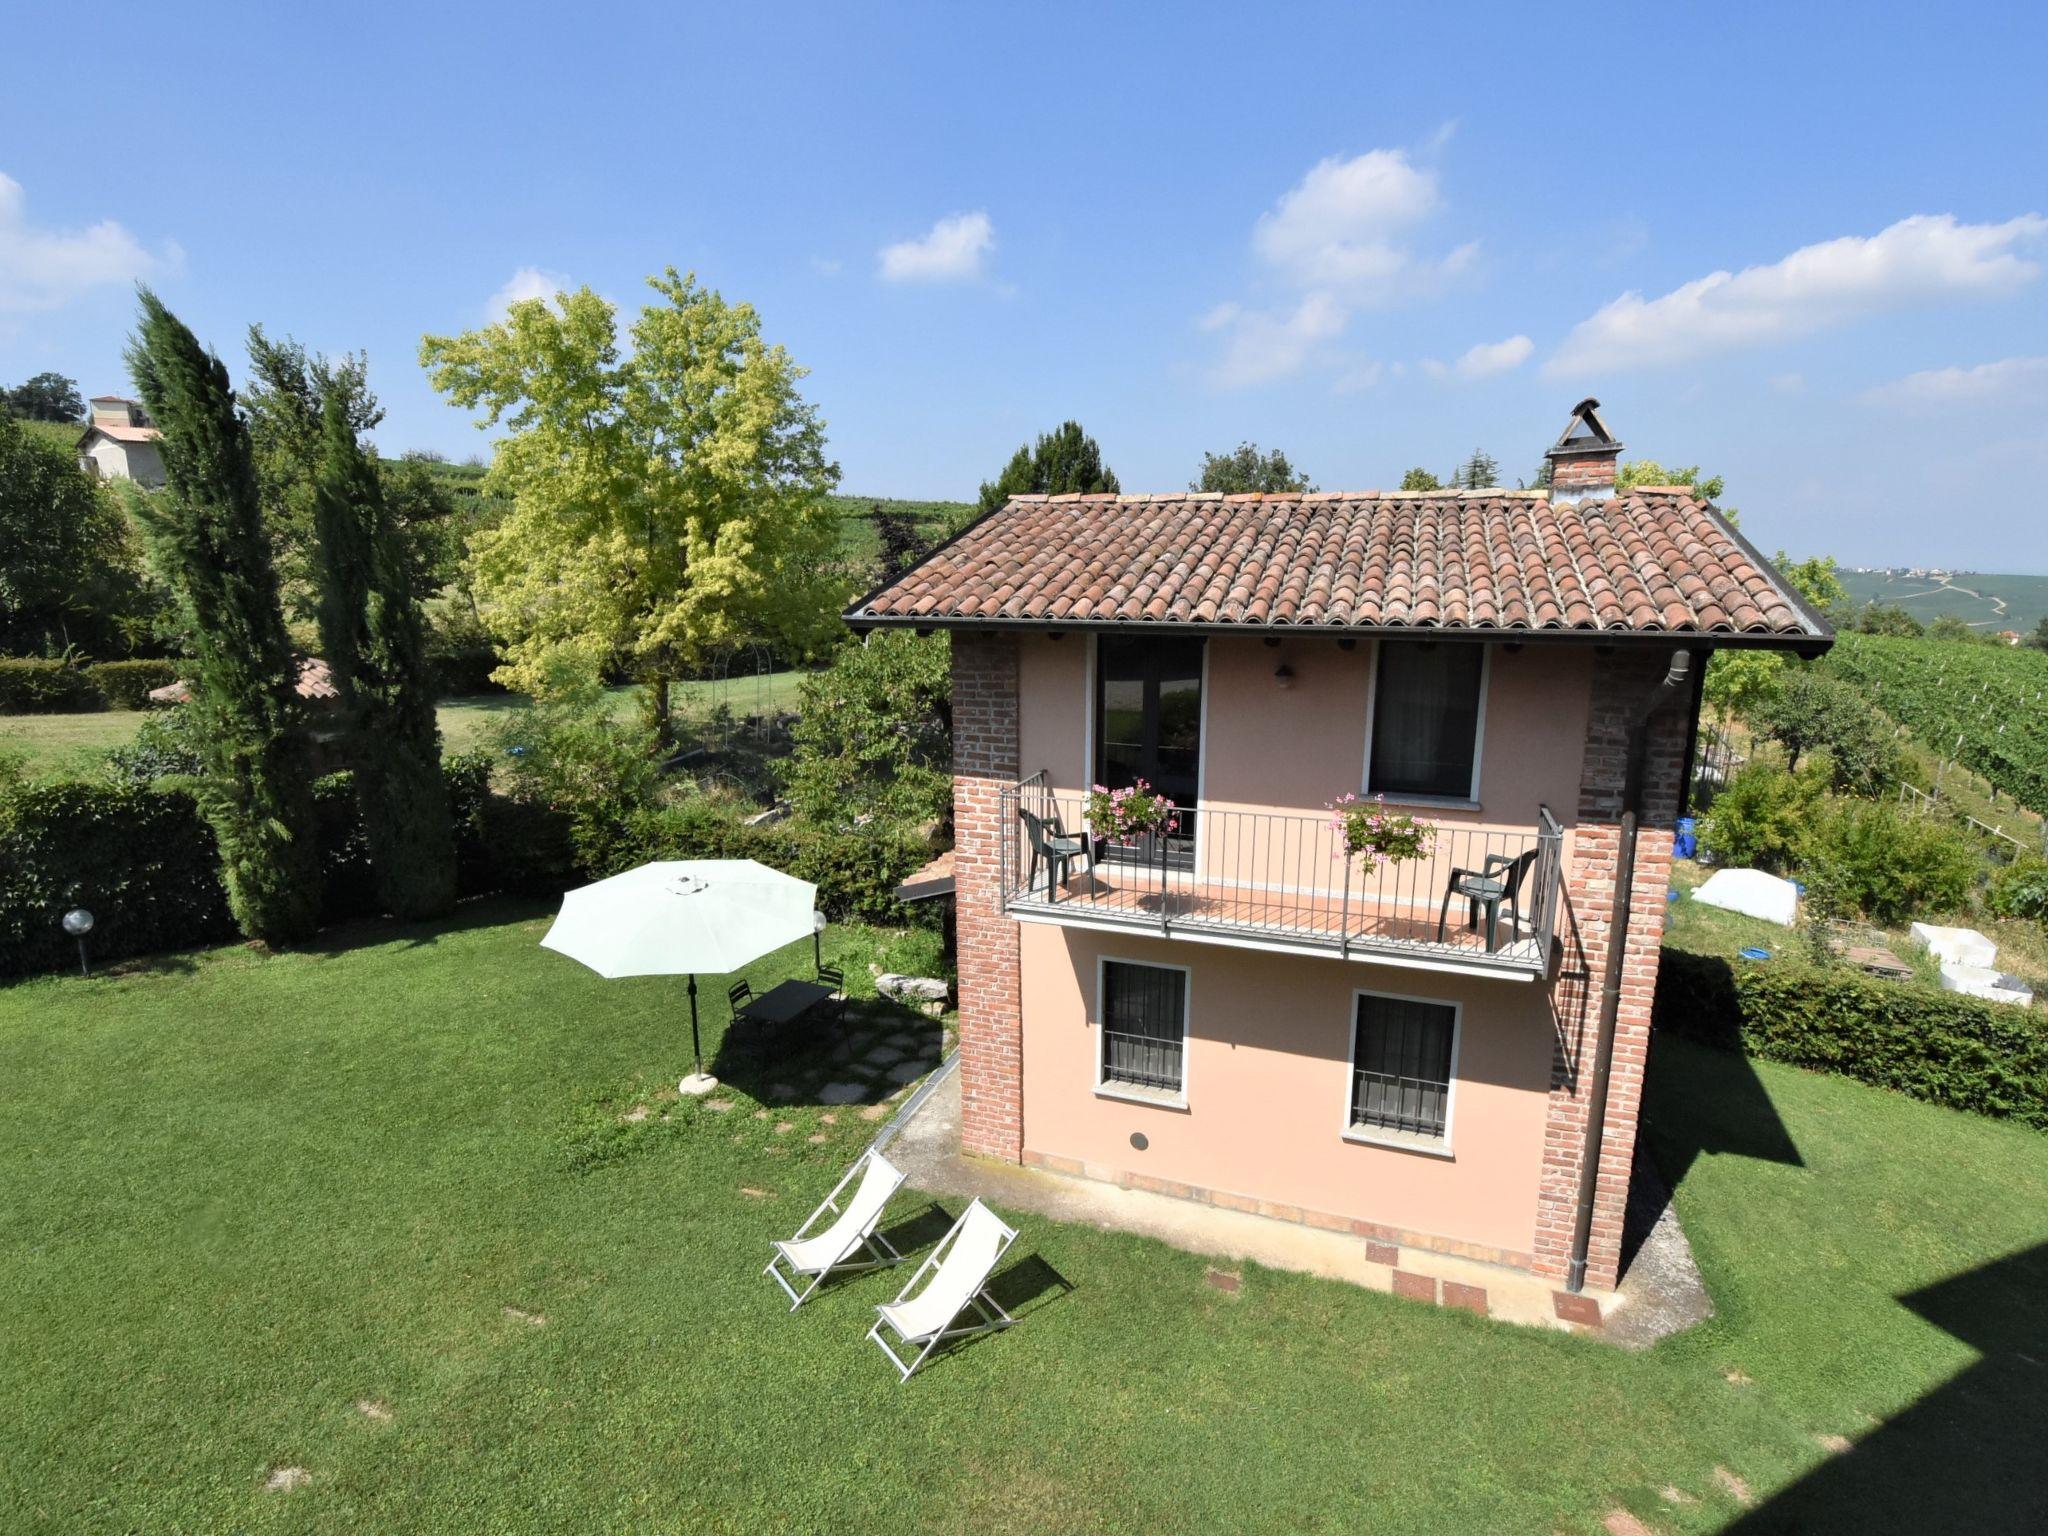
[1655,948,2048,1130]
[0,753,579,979]
[85,659,180,709]
[0,781,235,976]
[0,658,106,713]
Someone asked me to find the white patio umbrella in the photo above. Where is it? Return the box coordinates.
[541,859,821,1095]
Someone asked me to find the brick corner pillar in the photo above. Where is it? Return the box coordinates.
[951,632,1024,1162]
[1533,648,1689,1290]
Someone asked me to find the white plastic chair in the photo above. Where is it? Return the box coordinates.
[868,1198,1018,1381]
[764,1148,908,1310]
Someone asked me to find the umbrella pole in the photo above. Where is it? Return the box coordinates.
[680,974,717,1096]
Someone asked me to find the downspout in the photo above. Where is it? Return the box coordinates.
[1566,647,1692,1294]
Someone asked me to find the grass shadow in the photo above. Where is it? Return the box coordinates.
[1724,1241,2048,1533]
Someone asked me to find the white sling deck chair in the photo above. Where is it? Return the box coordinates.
[765,1148,908,1309]
[867,1198,1018,1381]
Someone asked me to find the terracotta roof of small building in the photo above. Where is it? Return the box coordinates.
[81,422,162,445]
[847,489,1830,647]
[147,657,339,706]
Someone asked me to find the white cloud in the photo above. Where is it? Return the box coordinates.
[1251,149,1473,304]
[1862,354,2048,407]
[1203,294,1348,389]
[487,265,571,321]
[1203,148,1475,389]
[1548,213,2048,376]
[0,171,179,314]
[1421,333,1533,382]
[877,211,994,283]
[809,255,844,276]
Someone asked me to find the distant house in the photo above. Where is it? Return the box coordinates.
[1997,630,2022,646]
[77,396,166,487]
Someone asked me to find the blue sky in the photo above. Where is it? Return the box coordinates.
[4,1,2045,571]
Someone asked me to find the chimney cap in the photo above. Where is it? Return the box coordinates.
[1546,397,1623,462]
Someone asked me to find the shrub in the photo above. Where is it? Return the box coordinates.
[1987,856,2048,923]
[487,662,659,870]
[0,658,106,713]
[1699,760,1827,872]
[0,780,234,976]
[782,631,951,828]
[83,659,180,709]
[103,704,209,783]
[1807,799,1978,925]
[1656,949,2048,1128]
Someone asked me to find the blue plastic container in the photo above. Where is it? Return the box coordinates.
[1674,815,1698,860]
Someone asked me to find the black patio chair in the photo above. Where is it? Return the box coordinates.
[1018,806,1092,902]
[1437,848,1540,952]
[816,964,847,1026]
[727,979,754,1022]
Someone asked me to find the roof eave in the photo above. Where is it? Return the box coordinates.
[841,610,1832,658]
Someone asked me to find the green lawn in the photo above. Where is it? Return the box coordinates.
[3,910,2043,1532]
[1,672,810,777]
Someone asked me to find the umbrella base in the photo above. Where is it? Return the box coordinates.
[678,1072,720,1097]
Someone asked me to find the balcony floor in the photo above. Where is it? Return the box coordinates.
[1007,867,1549,978]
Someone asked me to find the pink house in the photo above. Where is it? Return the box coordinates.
[847,402,1831,1305]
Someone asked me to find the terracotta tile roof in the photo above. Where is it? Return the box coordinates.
[847,489,1829,643]
[81,422,162,444]
[147,658,339,706]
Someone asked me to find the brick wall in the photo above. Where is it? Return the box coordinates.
[951,633,1024,1161]
[1532,647,1691,1289]
[1549,453,1619,494]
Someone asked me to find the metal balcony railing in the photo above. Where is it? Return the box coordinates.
[1000,773,1564,978]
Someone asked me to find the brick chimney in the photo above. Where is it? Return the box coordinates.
[1544,398,1622,500]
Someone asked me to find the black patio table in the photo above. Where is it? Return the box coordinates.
[739,978,835,1027]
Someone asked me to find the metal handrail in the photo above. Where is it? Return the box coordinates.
[997,782,1566,975]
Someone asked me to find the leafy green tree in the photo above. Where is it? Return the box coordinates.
[309,394,456,918]
[1614,459,1726,502]
[1773,552,1847,620]
[782,631,952,827]
[1700,759,1829,872]
[126,289,321,944]
[1192,442,1314,494]
[1856,602,1924,637]
[1926,613,1985,643]
[3,371,85,422]
[977,421,1119,513]
[1399,467,1442,492]
[0,414,153,655]
[871,503,927,585]
[1808,799,1978,924]
[1449,449,1498,490]
[1752,670,1896,790]
[486,656,659,873]
[422,270,843,745]
[2024,616,2048,652]
[243,328,457,616]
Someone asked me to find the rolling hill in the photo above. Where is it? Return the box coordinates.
[1839,569,2048,634]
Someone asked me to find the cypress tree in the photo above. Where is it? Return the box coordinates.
[126,290,321,943]
[310,393,456,919]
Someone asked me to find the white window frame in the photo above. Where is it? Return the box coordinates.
[1094,953,1192,1110]
[1359,639,1490,808]
[1341,987,1460,1157]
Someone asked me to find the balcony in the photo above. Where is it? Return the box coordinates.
[998,776,1565,981]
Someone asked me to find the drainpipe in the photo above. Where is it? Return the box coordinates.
[1566,647,1692,1294]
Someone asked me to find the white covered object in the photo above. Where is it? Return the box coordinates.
[1910,923,1997,970]
[1938,962,2034,1008]
[1692,868,1799,928]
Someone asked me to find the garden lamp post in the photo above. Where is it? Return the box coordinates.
[812,909,827,972]
[63,908,95,977]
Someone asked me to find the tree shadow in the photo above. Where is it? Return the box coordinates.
[1724,1241,2048,1533]
[709,996,946,1111]
[291,893,556,959]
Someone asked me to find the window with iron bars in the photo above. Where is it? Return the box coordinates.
[1099,960,1187,1096]
[1349,993,1456,1141]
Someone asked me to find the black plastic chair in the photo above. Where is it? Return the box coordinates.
[728,979,754,1022]
[1437,848,1540,952]
[1018,806,1092,901]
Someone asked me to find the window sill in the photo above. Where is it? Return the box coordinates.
[1358,792,1482,813]
[1342,1125,1454,1159]
[1095,1083,1190,1112]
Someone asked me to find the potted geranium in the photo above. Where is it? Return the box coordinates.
[1085,778,1181,855]
[1327,792,1434,869]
